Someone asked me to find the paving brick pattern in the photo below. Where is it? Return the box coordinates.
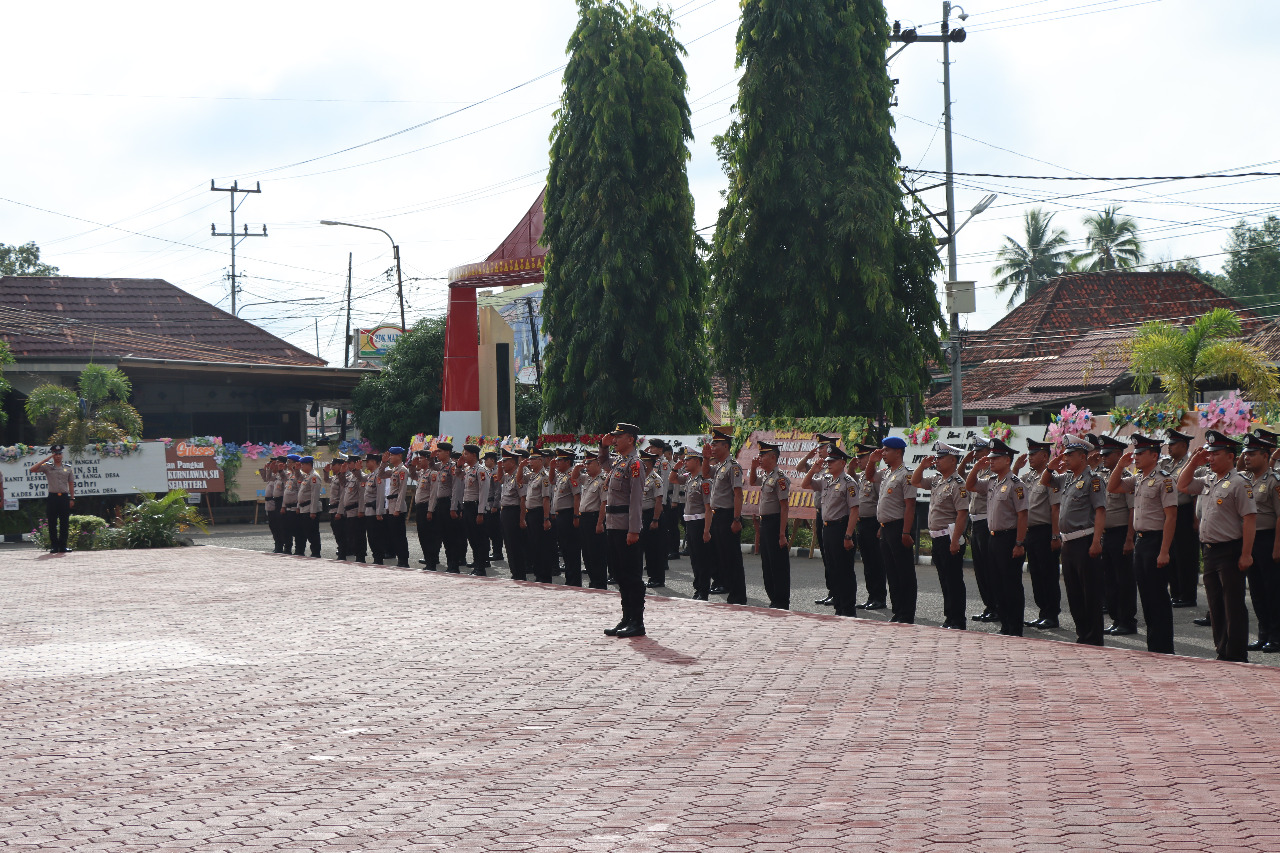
[3,547,1280,852]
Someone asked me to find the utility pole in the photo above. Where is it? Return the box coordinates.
[211,180,267,317]
[319,221,405,331]
[344,252,353,368]
[513,296,543,389]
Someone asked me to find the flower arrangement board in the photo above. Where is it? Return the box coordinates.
[0,441,169,498]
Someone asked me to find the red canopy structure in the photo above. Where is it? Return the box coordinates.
[440,189,546,436]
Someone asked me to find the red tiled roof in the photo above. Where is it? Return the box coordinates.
[961,271,1260,362]
[926,359,1050,412]
[1249,317,1280,361]
[0,276,325,366]
[1025,330,1129,391]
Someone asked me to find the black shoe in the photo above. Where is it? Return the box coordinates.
[606,576,618,585]
[1248,640,1266,652]
[354,558,366,563]
[1106,623,1134,635]
[446,566,461,574]
[372,559,384,565]
[1038,618,1060,629]
[1024,619,1042,628]
[709,585,727,595]
[644,579,665,589]
[604,620,628,636]
[469,568,487,577]
[1193,615,1211,627]
[616,622,646,638]
[815,595,834,606]
[972,611,993,622]
[492,553,504,561]
[862,600,887,610]
[693,593,709,601]
[1264,642,1280,654]
[1172,599,1197,608]
[418,559,428,565]
[396,560,410,568]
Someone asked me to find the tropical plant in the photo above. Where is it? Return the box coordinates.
[542,0,709,432]
[992,208,1072,308]
[24,365,143,454]
[118,491,208,548]
[708,0,943,417]
[1107,401,1186,432]
[1074,205,1143,271]
[705,416,875,455]
[1125,307,1279,409]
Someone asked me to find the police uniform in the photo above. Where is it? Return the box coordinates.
[649,439,679,561]
[854,444,887,609]
[600,424,647,637]
[1113,433,1177,653]
[755,441,792,610]
[875,437,918,624]
[800,433,841,602]
[460,445,493,575]
[811,446,859,616]
[1182,430,1257,662]
[326,460,347,560]
[297,457,324,558]
[1022,439,1062,628]
[34,448,75,553]
[261,460,280,553]
[1243,432,1280,652]
[1094,435,1138,635]
[411,450,435,568]
[359,454,387,564]
[523,451,555,584]
[281,455,303,554]
[640,452,668,588]
[1166,429,1201,607]
[924,442,970,629]
[484,454,504,564]
[576,453,609,589]
[672,450,712,599]
[708,429,748,605]
[381,449,412,567]
[500,450,530,580]
[551,449,583,587]
[342,463,365,561]
[969,439,1029,636]
[1045,436,1108,646]
[967,437,1001,622]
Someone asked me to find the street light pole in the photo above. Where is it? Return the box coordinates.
[320,220,406,330]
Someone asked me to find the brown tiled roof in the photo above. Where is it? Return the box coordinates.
[0,276,325,366]
[1249,317,1280,361]
[926,359,1050,412]
[961,271,1260,362]
[1025,330,1129,391]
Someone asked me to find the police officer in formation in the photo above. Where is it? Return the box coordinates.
[1094,436,1137,636]
[1240,432,1280,654]
[519,448,555,583]
[484,450,504,565]
[704,428,748,605]
[575,451,609,589]
[1013,438,1061,629]
[640,448,668,588]
[499,448,528,580]
[964,437,1001,623]
[459,443,492,576]
[670,447,713,599]
[1041,435,1108,646]
[966,438,1028,637]
[801,444,859,616]
[869,436,918,624]
[33,446,75,553]
[550,447,583,587]
[749,441,792,609]
[600,423,647,637]
[911,441,969,629]
[852,443,888,610]
[1165,429,1201,608]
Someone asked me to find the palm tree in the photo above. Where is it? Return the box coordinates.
[1075,205,1143,271]
[1125,307,1278,409]
[992,208,1072,308]
[25,365,144,454]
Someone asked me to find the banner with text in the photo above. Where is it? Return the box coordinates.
[2,442,170,499]
[165,441,226,493]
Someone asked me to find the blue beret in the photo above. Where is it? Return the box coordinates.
[286,454,302,462]
[300,456,314,464]
[881,436,908,450]
[388,446,406,456]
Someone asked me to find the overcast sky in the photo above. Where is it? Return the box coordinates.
[4,0,1277,367]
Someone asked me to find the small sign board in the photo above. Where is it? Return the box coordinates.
[357,326,405,359]
[165,441,225,493]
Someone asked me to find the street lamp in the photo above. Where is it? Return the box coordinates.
[320,220,406,331]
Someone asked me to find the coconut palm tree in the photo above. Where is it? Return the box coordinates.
[1125,307,1278,409]
[25,365,143,454]
[1075,205,1143,271]
[992,208,1072,308]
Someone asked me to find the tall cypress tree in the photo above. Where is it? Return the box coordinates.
[542,0,709,432]
[709,0,943,417]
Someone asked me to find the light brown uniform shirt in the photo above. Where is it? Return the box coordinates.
[874,465,916,523]
[1169,455,1196,506]
[599,447,645,533]
[642,469,663,511]
[814,473,857,521]
[1250,471,1280,531]
[1096,466,1135,528]
[709,458,744,510]
[1184,470,1257,543]
[969,473,992,520]
[1026,467,1059,527]
[524,469,549,513]
[1048,469,1107,534]
[382,464,410,514]
[926,473,968,532]
[552,470,580,513]
[758,470,791,515]
[1116,468,1177,532]
[35,461,74,494]
[856,470,878,518]
[578,472,607,514]
[972,473,1027,531]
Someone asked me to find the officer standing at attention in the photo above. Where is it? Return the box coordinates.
[450,450,468,565]
[380,447,412,568]
[800,446,859,617]
[361,452,386,565]
[499,450,529,580]
[575,450,609,589]
[965,438,1000,624]
[1041,435,1108,646]
[966,438,1028,636]
[33,446,75,553]
[705,428,748,605]
[797,434,841,605]
[852,443,887,610]
[1013,439,1061,629]
[484,450,504,565]
[750,441,792,609]
[641,449,668,589]
[1107,433,1178,653]
[430,443,460,571]
[1165,429,1201,608]
[911,442,970,629]
[413,450,435,567]
[281,454,302,555]
[600,424,647,638]
[1179,430,1257,662]
[520,449,554,583]
[325,457,347,561]
[342,454,365,561]
[551,448,583,587]
[297,456,324,558]
[1241,432,1280,653]
[261,457,283,554]
[868,436,918,624]
[1093,435,1138,635]
[460,444,492,576]
[671,448,712,599]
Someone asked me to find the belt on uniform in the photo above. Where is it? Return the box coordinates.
[1060,528,1093,543]
[683,513,705,521]
[823,517,849,525]
[1135,529,1162,536]
[991,528,1016,535]
[49,492,68,496]
[606,506,629,514]
[1203,538,1243,549]
[929,526,955,538]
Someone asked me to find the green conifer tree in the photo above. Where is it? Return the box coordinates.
[709,0,943,417]
[542,0,709,432]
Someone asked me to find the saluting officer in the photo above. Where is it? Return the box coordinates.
[484,451,504,564]
[965,438,1001,623]
[1107,433,1177,653]
[966,438,1028,636]
[641,449,668,589]
[801,445,859,616]
[1013,438,1061,629]
[575,450,609,589]
[1241,431,1280,653]
[412,450,435,567]
[33,445,75,554]
[1165,429,1201,608]
[705,428,748,605]
[520,449,554,583]
[325,457,347,561]
[459,444,492,576]
[281,454,303,555]
[499,449,529,580]
[672,448,712,599]
[297,456,324,558]
[1096,435,1138,636]
[852,443,887,610]
[869,436,918,624]
[361,452,387,565]
[911,441,970,629]
[797,433,842,605]
[600,423,647,638]
[1042,435,1107,646]
[342,454,365,561]
[381,447,412,568]
[261,457,283,554]
[751,440,792,610]
[1178,430,1257,662]
[551,447,583,587]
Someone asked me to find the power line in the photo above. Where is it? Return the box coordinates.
[905,169,1280,181]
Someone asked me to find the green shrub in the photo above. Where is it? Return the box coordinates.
[30,514,108,550]
[92,527,129,551]
[119,490,208,548]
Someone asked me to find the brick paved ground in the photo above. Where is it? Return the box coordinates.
[4,547,1280,852]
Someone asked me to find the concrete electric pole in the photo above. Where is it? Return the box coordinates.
[211,180,268,317]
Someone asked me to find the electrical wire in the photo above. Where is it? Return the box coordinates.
[906,169,1280,181]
